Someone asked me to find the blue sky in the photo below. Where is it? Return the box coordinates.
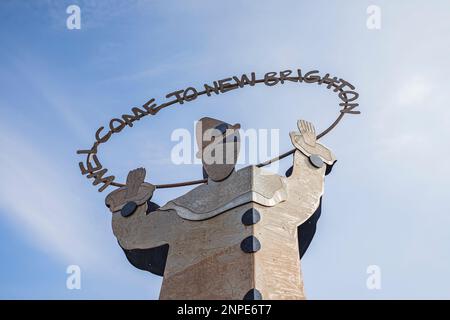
[0,0,449,299]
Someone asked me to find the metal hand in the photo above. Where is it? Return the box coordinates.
[298,120,316,147]
[125,167,146,198]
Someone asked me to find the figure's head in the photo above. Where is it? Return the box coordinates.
[195,117,241,182]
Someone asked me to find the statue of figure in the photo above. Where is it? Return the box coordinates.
[105,117,336,300]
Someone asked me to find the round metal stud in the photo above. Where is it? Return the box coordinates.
[309,154,324,168]
[243,288,262,300]
[241,208,261,226]
[240,236,261,253]
[121,201,137,217]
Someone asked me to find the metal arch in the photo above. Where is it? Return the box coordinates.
[79,69,358,191]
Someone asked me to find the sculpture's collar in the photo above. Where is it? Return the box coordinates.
[159,166,287,221]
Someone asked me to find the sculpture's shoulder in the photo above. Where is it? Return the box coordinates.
[159,166,287,221]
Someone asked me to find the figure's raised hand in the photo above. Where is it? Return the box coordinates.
[126,167,146,198]
[289,119,337,166]
[298,120,316,147]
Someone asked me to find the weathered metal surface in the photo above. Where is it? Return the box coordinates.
[159,166,287,221]
[195,117,241,182]
[105,168,155,212]
[108,119,336,300]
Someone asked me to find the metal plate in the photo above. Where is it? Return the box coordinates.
[241,208,261,226]
[121,201,137,217]
[240,236,261,253]
[309,154,324,168]
[243,288,262,300]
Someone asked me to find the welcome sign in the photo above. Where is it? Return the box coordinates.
[77,68,360,192]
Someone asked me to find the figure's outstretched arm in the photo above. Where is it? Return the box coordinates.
[105,168,173,254]
[283,120,337,256]
[105,168,185,276]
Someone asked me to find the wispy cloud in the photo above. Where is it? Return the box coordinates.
[0,122,103,268]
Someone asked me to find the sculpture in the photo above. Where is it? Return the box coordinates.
[105,117,336,300]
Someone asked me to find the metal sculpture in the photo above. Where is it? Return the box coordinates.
[76,68,360,300]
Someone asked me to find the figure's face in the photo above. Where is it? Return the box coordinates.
[196,118,240,182]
